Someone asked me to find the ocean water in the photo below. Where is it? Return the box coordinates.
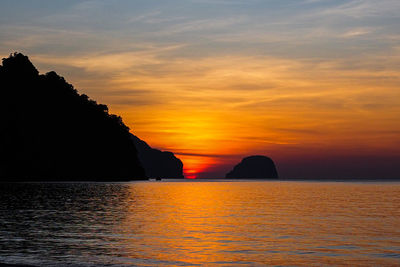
[0,180,399,266]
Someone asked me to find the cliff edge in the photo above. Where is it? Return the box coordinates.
[0,53,146,181]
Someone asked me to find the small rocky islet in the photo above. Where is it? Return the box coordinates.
[226,155,279,179]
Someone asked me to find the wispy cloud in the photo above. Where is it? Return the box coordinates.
[162,16,247,35]
[1,0,399,176]
[341,28,372,38]
[318,0,400,18]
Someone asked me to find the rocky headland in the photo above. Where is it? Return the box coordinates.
[0,53,146,181]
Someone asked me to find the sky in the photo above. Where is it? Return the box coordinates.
[1,0,399,178]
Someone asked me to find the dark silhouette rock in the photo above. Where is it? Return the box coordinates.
[131,134,184,178]
[0,52,146,181]
[226,155,278,179]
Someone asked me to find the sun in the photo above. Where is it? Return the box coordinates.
[184,169,198,179]
[179,154,216,179]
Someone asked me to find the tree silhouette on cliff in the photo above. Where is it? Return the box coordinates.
[0,53,146,181]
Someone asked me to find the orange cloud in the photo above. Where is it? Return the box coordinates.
[26,51,400,177]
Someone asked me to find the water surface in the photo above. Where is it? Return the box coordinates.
[0,181,399,266]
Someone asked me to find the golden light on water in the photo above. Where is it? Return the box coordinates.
[117,181,400,265]
[1,1,400,266]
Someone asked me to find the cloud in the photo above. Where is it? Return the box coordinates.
[308,0,400,19]
[1,0,399,177]
[341,28,372,38]
[29,44,185,73]
[175,152,229,158]
[161,16,247,35]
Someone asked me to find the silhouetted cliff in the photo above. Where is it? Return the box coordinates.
[226,155,278,179]
[0,53,146,181]
[131,134,184,178]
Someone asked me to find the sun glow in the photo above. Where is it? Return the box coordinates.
[178,154,217,179]
[27,50,400,178]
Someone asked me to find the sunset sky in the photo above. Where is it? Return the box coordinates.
[1,0,399,178]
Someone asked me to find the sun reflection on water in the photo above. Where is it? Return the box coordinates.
[0,182,399,266]
[116,181,400,266]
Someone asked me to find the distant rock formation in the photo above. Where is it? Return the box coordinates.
[226,155,278,179]
[131,134,184,178]
[0,52,146,181]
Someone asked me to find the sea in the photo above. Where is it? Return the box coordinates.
[0,180,399,266]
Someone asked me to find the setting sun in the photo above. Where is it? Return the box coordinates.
[1,1,400,266]
[2,0,399,179]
